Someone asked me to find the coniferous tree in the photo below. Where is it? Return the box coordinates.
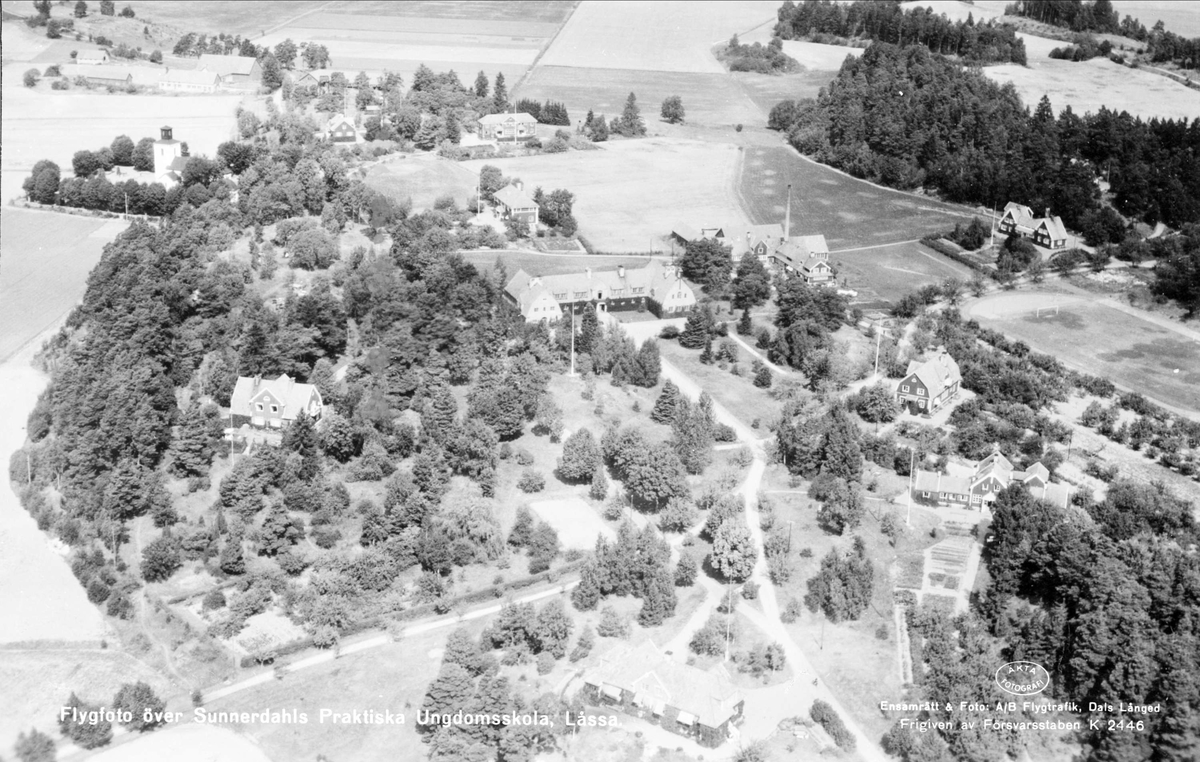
[419,663,475,732]
[558,427,601,482]
[617,92,646,136]
[753,360,773,388]
[14,727,56,762]
[699,335,715,364]
[633,339,661,387]
[219,527,246,574]
[571,558,603,611]
[821,407,863,483]
[533,598,573,658]
[637,565,678,626]
[473,70,489,98]
[509,505,534,548]
[650,380,682,424]
[679,307,711,349]
[738,308,754,336]
[589,465,609,501]
[112,682,166,732]
[59,692,112,749]
[672,399,714,475]
[492,72,508,111]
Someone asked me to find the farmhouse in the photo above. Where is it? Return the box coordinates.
[998,202,1068,250]
[230,374,323,429]
[327,114,358,143]
[504,260,696,321]
[772,235,833,285]
[912,447,1070,511]
[896,347,961,415]
[75,49,109,65]
[670,223,785,261]
[160,68,222,93]
[197,54,262,86]
[493,183,539,229]
[580,640,745,748]
[478,112,538,141]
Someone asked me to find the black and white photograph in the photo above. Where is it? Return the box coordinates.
[1,1,1199,761]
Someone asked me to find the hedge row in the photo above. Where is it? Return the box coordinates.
[811,698,856,750]
[918,237,989,275]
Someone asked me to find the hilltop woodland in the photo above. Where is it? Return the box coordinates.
[775,0,1028,64]
[768,41,1200,243]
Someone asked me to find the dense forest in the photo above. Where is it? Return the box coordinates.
[774,0,1027,65]
[768,43,1200,233]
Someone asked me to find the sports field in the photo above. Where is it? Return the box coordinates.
[969,292,1200,415]
[738,146,975,250]
[461,138,751,252]
[984,56,1200,121]
[537,0,779,73]
[363,154,481,212]
[831,241,973,306]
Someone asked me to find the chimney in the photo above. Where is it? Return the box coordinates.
[617,265,625,278]
[515,180,523,192]
[585,268,591,279]
[1044,208,1050,220]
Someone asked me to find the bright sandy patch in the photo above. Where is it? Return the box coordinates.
[538,0,780,73]
[780,40,862,71]
[528,497,614,550]
[461,138,751,252]
[984,55,1200,120]
[86,724,272,762]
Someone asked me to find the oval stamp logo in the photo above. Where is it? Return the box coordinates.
[995,661,1050,696]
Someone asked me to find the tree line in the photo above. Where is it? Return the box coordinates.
[769,42,1200,231]
[775,0,1028,64]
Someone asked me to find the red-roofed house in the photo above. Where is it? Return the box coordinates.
[581,640,745,748]
[230,374,323,429]
[896,347,962,416]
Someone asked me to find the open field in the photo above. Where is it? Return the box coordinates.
[363,154,481,211]
[736,70,837,121]
[659,339,784,430]
[832,241,973,307]
[0,649,164,751]
[1111,1,1200,37]
[462,138,751,252]
[779,40,862,71]
[516,65,763,127]
[63,0,330,36]
[984,56,1200,121]
[739,145,976,250]
[87,724,271,762]
[538,0,778,73]
[969,292,1200,415]
[530,496,614,549]
[0,209,123,362]
[898,0,1005,23]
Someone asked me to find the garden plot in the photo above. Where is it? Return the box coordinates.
[528,497,614,550]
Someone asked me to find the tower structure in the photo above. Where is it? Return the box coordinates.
[154,125,182,178]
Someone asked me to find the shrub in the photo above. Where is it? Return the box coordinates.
[811,699,856,750]
[597,605,629,638]
[515,449,535,466]
[202,589,227,611]
[517,469,545,493]
[741,580,759,600]
[780,597,803,623]
[536,651,556,674]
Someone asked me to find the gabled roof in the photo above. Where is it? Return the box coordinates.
[479,112,537,125]
[1036,216,1068,241]
[583,640,743,728]
[197,54,258,77]
[494,185,536,210]
[903,347,961,397]
[76,49,108,63]
[671,222,701,242]
[230,374,321,421]
[504,260,687,305]
[772,235,829,270]
[1003,202,1034,224]
[717,223,785,255]
[1031,482,1070,509]
[60,63,132,82]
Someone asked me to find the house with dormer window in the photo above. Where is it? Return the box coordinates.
[897,347,962,416]
[912,446,1070,511]
[230,374,323,429]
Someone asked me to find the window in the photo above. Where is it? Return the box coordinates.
[901,385,909,393]
[573,290,589,299]
[554,292,567,300]
[916,387,924,396]
[270,405,278,413]
[632,287,645,295]
[256,403,263,411]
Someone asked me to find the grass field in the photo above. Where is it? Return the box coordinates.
[537,0,779,73]
[461,138,751,252]
[779,40,863,70]
[969,292,1200,415]
[983,56,1200,121]
[736,69,837,121]
[86,724,271,762]
[832,241,973,306]
[738,145,976,250]
[363,154,481,211]
[516,65,763,127]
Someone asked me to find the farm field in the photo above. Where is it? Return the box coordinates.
[779,39,862,71]
[983,56,1200,121]
[255,2,576,88]
[537,0,779,73]
[831,241,973,307]
[363,154,481,211]
[738,145,975,250]
[1111,1,1200,37]
[0,650,168,752]
[968,292,1200,416]
[461,138,751,252]
[75,0,329,35]
[898,0,1005,23]
[736,68,837,120]
[515,66,763,127]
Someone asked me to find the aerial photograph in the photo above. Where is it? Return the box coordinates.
[1,1,1199,761]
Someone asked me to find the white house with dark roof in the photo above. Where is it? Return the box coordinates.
[581,640,745,748]
[998,202,1068,250]
[897,347,962,415]
[230,374,323,429]
[160,68,221,93]
[504,260,695,322]
[75,49,109,65]
[912,446,1070,511]
[478,112,537,141]
[771,234,833,285]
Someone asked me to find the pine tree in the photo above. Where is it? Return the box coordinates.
[821,407,863,483]
[422,380,458,443]
[219,529,246,574]
[634,339,661,387]
[473,70,489,98]
[679,308,710,349]
[637,566,677,626]
[509,505,534,548]
[571,559,603,611]
[534,598,573,658]
[738,308,753,336]
[589,464,609,501]
[112,682,166,731]
[492,72,508,111]
[699,335,715,364]
[650,380,682,424]
[753,360,773,388]
[618,92,646,136]
[675,549,698,586]
[419,663,476,731]
[558,427,601,482]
